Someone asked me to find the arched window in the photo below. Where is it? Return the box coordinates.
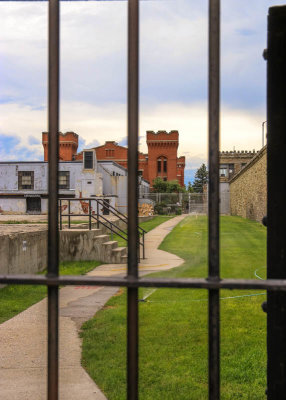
[157,157,167,174]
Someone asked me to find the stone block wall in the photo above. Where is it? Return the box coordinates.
[229,146,267,222]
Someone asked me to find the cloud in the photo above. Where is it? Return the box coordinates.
[0,133,42,161]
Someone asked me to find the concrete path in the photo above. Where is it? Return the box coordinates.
[0,215,185,400]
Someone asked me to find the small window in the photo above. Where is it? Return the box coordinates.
[219,164,228,177]
[59,171,70,189]
[18,171,34,190]
[138,170,143,176]
[163,177,167,182]
[157,158,161,173]
[163,158,167,173]
[84,151,94,169]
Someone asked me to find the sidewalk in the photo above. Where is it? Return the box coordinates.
[0,215,185,400]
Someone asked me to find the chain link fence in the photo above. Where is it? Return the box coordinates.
[140,191,230,215]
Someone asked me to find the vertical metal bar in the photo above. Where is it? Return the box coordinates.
[267,6,286,399]
[97,200,99,229]
[59,199,62,230]
[127,0,139,397]
[142,231,145,260]
[208,0,220,399]
[68,199,71,229]
[47,0,60,398]
[89,199,91,230]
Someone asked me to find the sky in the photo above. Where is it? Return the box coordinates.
[0,0,285,184]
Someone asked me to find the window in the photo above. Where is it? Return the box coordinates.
[219,164,228,177]
[228,163,234,176]
[58,171,70,189]
[18,171,34,190]
[138,170,143,176]
[105,149,114,157]
[163,158,167,173]
[84,151,94,169]
[157,157,167,174]
[157,158,161,173]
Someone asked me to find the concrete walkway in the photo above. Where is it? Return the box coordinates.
[0,215,185,400]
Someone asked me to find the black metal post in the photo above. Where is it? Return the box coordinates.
[97,200,99,229]
[89,199,91,230]
[142,231,145,260]
[127,0,139,397]
[47,0,59,398]
[267,6,286,399]
[59,199,62,231]
[208,0,220,399]
[68,199,70,229]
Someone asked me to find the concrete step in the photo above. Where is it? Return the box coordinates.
[111,247,127,264]
[102,240,119,263]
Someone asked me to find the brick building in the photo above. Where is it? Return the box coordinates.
[219,150,258,183]
[42,130,185,187]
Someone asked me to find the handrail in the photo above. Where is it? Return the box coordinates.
[59,197,145,259]
[96,198,147,234]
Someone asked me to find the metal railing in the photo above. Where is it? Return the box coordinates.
[1,2,286,400]
[59,197,146,259]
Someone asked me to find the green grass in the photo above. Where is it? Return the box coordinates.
[81,216,267,400]
[111,215,174,247]
[0,260,101,324]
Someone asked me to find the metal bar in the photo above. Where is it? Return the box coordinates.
[89,199,91,230]
[208,0,220,398]
[68,199,71,228]
[97,201,99,229]
[127,0,139,396]
[267,6,286,399]
[47,0,60,398]
[142,231,145,259]
[59,199,62,230]
[1,274,285,290]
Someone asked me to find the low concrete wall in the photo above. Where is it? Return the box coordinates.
[0,230,47,287]
[230,146,267,222]
[0,217,131,281]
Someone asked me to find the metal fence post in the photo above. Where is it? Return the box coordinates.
[68,199,71,229]
[89,199,91,230]
[267,6,286,399]
[97,200,99,229]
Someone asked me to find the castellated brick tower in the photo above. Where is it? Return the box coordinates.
[146,130,185,187]
[42,131,79,161]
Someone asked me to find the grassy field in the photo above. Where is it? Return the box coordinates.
[0,260,101,324]
[112,215,174,247]
[81,215,267,400]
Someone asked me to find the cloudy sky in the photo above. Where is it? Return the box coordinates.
[0,0,284,183]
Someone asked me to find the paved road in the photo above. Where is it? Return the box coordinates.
[0,215,185,400]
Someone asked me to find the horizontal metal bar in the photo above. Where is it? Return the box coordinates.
[0,275,286,290]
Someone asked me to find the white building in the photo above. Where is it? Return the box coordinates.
[0,149,149,215]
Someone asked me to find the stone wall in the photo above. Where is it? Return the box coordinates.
[230,146,267,222]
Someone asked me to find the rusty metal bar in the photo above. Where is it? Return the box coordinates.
[208,0,220,398]
[127,0,139,396]
[267,6,286,399]
[47,0,60,398]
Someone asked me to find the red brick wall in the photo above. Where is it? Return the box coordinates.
[146,130,185,187]
[43,131,185,187]
[42,132,78,161]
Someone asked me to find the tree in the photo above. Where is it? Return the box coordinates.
[187,182,194,193]
[152,177,185,193]
[192,163,208,193]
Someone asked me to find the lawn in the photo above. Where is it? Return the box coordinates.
[81,215,267,400]
[0,260,101,324]
[111,215,174,247]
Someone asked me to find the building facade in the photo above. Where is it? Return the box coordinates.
[42,130,186,187]
[229,146,267,222]
[0,149,149,214]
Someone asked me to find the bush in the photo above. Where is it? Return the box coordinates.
[175,208,182,215]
